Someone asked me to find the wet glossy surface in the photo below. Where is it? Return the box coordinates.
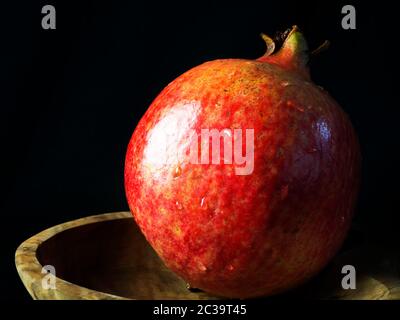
[124,31,361,298]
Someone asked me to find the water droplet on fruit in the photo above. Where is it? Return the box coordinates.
[186,284,202,292]
[227,264,234,271]
[307,147,318,153]
[200,197,206,208]
[175,201,183,210]
[223,129,232,137]
[209,207,222,218]
[285,100,304,112]
[198,263,207,272]
[173,165,182,178]
[281,81,291,87]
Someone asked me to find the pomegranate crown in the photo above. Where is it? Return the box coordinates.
[257,25,329,80]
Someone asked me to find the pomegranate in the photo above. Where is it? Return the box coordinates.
[124,26,361,298]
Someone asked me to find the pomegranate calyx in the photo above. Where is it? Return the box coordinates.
[311,40,331,56]
[258,25,310,80]
[260,33,276,57]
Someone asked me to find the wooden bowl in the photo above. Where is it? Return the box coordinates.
[15,211,400,300]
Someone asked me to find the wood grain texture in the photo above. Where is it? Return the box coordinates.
[15,212,400,300]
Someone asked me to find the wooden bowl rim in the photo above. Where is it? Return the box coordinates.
[15,211,132,300]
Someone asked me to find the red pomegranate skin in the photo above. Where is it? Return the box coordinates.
[124,27,361,298]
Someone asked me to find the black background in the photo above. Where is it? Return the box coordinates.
[1,0,398,301]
